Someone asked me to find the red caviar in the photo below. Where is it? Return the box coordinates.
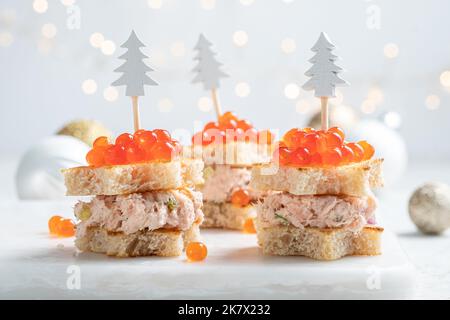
[86,129,181,167]
[48,216,75,237]
[275,127,375,167]
[186,242,208,262]
[191,111,273,146]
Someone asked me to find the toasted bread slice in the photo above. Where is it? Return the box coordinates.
[256,223,383,260]
[75,223,201,257]
[63,159,204,196]
[201,201,256,230]
[251,159,383,197]
[185,142,272,166]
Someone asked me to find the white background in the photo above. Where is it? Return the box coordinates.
[0,0,449,161]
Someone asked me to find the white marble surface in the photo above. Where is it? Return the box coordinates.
[1,156,449,299]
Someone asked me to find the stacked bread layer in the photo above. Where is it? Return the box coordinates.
[191,142,272,230]
[251,159,384,260]
[62,159,204,257]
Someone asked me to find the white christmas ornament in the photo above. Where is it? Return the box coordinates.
[15,135,90,200]
[302,32,349,98]
[347,119,408,186]
[112,30,158,96]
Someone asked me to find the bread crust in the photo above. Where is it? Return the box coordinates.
[201,201,256,230]
[63,159,204,196]
[251,159,383,197]
[75,223,201,257]
[256,223,383,260]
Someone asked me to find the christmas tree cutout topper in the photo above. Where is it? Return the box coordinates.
[112,30,158,132]
[192,33,228,119]
[302,32,349,130]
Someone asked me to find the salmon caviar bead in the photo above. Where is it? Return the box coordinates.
[48,215,63,234]
[340,145,354,164]
[273,146,291,166]
[150,141,175,161]
[136,130,157,150]
[231,189,251,207]
[321,147,343,166]
[86,149,105,167]
[93,136,109,148]
[104,145,127,165]
[153,129,171,142]
[358,140,375,160]
[243,218,257,234]
[346,142,364,162]
[58,219,75,237]
[290,147,311,166]
[115,133,134,146]
[237,119,253,131]
[328,127,345,140]
[125,144,146,163]
[324,131,343,149]
[186,242,208,262]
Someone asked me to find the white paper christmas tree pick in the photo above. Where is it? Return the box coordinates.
[302,32,349,130]
[112,30,158,131]
[192,33,228,118]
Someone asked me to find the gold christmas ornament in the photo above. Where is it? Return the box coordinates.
[57,119,112,146]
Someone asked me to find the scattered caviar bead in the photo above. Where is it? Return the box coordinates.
[231,189,251,207]
[328,127,345,141]
[48,215,63,234]
[58,219,75,237]
[347,142,364,162]
[273,146,291,165]
[322,147,343,166]
[358,140,375,160]
[237,119,253,131]
[104,145,127,165]
[289,147,311,166]
[150,141,175,161]
[135,130,157,150]
[125,143,146,163]
[153,129,171,141]
[243,218,257,234]
[340,145,354,164]
[186,242,208,262]
[93,136,109,148]
[115,133,134,146]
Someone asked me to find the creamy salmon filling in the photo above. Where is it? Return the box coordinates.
[201,164,267,203]
[257,193,377,231]
[74,189,203,237]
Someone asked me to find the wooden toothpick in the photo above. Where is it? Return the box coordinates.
[320,97,329,131]
[132,96,140,132]
[211,87,222,119]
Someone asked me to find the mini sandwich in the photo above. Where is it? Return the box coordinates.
[189,111,273,230]
[251,127,384,260]
[63,130,204,257]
